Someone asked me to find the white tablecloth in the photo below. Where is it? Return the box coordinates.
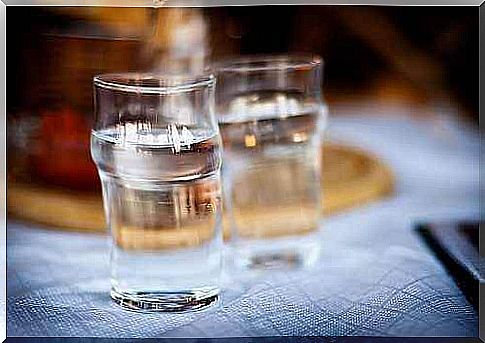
[6,102,480,337]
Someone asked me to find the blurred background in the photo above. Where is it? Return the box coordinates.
[6,6,479,228]
[5,6,482,337]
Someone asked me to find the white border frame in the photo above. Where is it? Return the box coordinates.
[0,0,5,341]
[0,2,481,342]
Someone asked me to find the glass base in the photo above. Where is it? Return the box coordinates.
[247,250,308,269]
[110,288,219,312]
[231,238,321,272]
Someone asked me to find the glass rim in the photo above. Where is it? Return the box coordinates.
[214,53,323,73]
[93,72,215,95]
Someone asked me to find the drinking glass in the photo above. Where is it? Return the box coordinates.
[91,73,223,311]
[216,54,327,270]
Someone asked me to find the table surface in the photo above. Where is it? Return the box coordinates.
[6,102,481,338]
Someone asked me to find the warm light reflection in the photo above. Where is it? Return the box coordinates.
[244,134,257,147]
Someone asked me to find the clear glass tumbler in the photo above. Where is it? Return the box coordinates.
[91,73,223,312]
[216,54,327,271]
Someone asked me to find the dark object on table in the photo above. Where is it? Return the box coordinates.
[416,221,482,310]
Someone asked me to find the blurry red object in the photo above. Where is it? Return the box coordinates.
[33,106,99,190]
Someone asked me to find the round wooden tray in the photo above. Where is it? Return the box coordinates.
[7,143,394,233]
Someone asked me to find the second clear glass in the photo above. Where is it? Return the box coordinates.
[215,54,327,271]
